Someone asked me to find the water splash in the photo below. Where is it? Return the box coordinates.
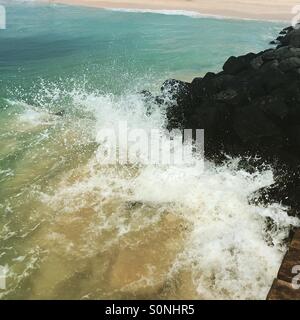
[1,83,298,299]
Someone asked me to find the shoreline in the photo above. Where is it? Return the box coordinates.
[40,0,299,22]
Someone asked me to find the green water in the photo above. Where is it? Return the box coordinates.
[0,2,297,300]
[0,2,284,93]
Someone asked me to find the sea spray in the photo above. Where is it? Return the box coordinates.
[1,84,298,299]
[0,4,294,299]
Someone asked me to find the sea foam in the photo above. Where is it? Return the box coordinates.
[19,85,298,299]
[104,7,231,20]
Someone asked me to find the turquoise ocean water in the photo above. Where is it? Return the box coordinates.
[1,1,298,300]
[0,2,285,93]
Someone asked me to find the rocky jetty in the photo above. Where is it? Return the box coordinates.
[156,26,300,217]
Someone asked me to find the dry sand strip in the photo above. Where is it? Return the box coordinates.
[41,0,300,21]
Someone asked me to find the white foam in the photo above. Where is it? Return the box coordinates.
[131,160,299,299]
[105,7,225,20]
[35,87,299,299]
[103,7,287,23]
[5,99,55,126]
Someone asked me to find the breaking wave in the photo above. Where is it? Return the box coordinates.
[0,82,299,299]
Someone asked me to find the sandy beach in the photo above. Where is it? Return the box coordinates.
[43,0,300,21]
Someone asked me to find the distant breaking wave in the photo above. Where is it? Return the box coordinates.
[104,8,227,19]
[102,7,285,22]
[6,1,284,22]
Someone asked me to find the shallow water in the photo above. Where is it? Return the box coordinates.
[0,2,298,300]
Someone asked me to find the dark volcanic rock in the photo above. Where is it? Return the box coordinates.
[279,57,300,72]
[160,79,191,105]
[164,26,300,161]
[139,90,157,115]
[54,110,65,116]
[223,53,256,74]
[269,40,280,45]
[258,95,289,121]
[282,29,300,47]
[159,25,300,215]
[253,169,300,217]
[233,104,283,144]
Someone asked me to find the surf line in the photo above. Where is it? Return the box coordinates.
[105,304,139,318]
